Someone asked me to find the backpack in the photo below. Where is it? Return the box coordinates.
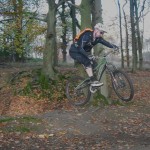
[74,28,93,43]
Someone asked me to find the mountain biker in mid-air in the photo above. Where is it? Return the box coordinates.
[69,23,119,87]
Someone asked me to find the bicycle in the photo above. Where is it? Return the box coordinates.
[66,49,134,106]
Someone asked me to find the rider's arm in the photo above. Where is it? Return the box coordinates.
[97,37,118,49]
[80,47,89,58]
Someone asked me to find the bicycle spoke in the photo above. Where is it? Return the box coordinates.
[112,70,134,101]
[66,76,91,106]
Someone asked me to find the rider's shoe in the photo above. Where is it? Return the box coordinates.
[90,80,103,87]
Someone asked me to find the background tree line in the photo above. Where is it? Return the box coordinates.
[0,0,46,62]
[0,0,150,74]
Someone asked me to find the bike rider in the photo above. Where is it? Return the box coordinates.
[69,23,119,87]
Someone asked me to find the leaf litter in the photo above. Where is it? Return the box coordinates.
[0,65,150,149]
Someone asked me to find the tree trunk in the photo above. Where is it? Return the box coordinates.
[13,0,24,62]
[130,0,137,71]
[92,0,103,26]
[70,0,76,39]
[123,0,130,68]
[92,0,109,98]
[61,1,67,62]
[134,0,143,70]
[92,0,103,55]
[80,0,92,29]
[123,12,130,68]
[43,0,56,79]
[118,0,124,68]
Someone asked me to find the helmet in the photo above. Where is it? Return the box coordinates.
[94,23,107,33]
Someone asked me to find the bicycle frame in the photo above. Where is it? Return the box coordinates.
[75,50,117,91]
[67,48,134,103]
[95,51,118,82]
[75,78,89,90]
[94,56,107,81]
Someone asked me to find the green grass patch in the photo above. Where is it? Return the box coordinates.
[13,126,31,132]
[3,126,31,133]
[92,92,110,107]
[20,116,40,122]
[19,69,68,101]
[0,116,42,133]
[0,117,15,123]
[0,116,41,123]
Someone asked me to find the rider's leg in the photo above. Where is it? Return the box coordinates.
[85,66,103,87]
[85,66,93,77]
[70,52,103,87]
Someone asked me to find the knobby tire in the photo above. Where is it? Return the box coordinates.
[111,70,134,101]
[66,76,91,106]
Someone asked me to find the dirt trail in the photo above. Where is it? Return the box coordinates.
[0,63,150,149]
[0,105,150,149]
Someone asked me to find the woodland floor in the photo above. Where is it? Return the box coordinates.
[0,63,150,150]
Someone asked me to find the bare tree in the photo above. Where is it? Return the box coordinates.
[117,0,124,68]
[134,0,143,70]
[130,0,137,71]
[70,0,77,39]
[80,0,92,29]
[43,0,70,78]
[0,0,42,62]
[59,1,67,62]
[122,0,130,68]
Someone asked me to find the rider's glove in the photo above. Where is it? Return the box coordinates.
[88,55,97,69]
[113,45,119,52]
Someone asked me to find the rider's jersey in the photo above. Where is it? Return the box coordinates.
[70,30,115,58]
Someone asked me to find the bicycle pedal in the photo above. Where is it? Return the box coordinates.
[91,83,104,87]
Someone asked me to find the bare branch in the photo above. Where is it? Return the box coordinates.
[0,19,13,23]
[32,15,47,22]
[75,18,81,29]
[66,1,80,9]
[122,0,128,9]
[139,0,148,19]
[141,9,150,17]
[56,0,71,8]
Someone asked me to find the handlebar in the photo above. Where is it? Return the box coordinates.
[103,49,117,57]
[89,48,119,60]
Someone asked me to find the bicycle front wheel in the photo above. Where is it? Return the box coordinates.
[111,70,134,101]
[66,76,91,106]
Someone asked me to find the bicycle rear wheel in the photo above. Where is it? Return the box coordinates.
[66,76,91,106]
[111,70,134,101]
